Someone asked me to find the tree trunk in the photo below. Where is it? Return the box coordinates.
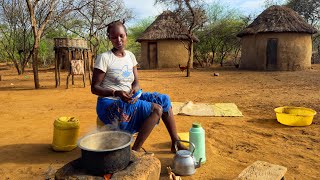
[211,49,215,64]
[12,60,21,75]
[32,47,40,89]
[194,53,203,67]
[220,53,227,67]
[318,44,320,63]
[91,44,98,72]
[21,64,25,74]
[186,40,193,77]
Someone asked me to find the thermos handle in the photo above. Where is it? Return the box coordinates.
[174,140,196,155]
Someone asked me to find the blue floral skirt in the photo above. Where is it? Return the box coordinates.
[96,92,172,134]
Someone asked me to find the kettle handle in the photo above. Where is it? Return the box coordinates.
[174,140,196,155]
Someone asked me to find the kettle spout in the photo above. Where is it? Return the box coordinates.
[195,158,202,168]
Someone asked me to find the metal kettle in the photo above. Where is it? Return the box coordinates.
[172,140,202,176]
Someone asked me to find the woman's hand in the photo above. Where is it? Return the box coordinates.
[129,85,140,96]
[115,90,133,103]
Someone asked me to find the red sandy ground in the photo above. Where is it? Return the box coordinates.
[0,63,319,179]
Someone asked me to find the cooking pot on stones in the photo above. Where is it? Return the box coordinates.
[78,131,134,176]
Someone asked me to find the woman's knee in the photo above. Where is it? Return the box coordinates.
[161,94,170,102]
[159,94,171,111]
[152,103,163,117]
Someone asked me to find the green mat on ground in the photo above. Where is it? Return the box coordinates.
[172,101,243,117]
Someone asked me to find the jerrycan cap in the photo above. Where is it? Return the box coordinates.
[192,122,202,128]
[54,116,80,129]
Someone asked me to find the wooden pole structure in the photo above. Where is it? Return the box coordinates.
[54,49,58,87]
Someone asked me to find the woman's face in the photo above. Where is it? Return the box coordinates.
[108,25,127,51]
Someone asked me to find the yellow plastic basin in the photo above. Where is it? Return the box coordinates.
[274,106,317,126]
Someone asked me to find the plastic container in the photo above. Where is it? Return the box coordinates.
[274,106,316,126]
[52,116,80,151]
[177,132,190,148]
[131,89,143,103]
[189,122,206,164]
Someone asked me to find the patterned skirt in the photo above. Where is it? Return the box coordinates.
[96,92,172,134]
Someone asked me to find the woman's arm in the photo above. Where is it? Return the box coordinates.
[130,66,141,95]
[91,68,133,102]
[91,68,113,97]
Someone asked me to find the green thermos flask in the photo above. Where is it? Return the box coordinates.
[189,122,206,164]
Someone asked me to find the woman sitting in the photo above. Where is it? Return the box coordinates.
[91,20,186,152]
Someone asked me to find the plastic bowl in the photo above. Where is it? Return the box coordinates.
[274,106,317,126]
[132,89,142,99]
[177,132,189,148]
[131,89,143,103]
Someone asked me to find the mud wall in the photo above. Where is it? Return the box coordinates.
[240,33,312,70]
[139,40,193,69]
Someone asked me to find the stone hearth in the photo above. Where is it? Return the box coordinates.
[55,150,161,180]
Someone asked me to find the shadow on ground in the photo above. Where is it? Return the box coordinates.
[0,143,80,164]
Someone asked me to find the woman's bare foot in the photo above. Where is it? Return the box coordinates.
[171,141,188,153]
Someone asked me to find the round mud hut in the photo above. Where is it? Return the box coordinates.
[237,5,318,71]
[136,11,199,69]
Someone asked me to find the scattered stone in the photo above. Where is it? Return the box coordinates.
[167,166,182,180]
[235,161,287,180]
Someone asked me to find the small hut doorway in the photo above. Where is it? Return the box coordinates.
[266,38,278,70]
[148,42,158,69]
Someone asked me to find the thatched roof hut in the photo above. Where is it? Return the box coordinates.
[136,11,198,69]
[237,5,317,71]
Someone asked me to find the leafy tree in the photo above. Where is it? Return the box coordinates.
[26,0,74,89]
[62,0,132,70]
[155,0,207,77]
[285,0,320,62]
[195,1,248,67]
[127,17,154,62]
[0,0,33,74]
[198,18,247,66]
[39,38,54,67]
[285,0,319,26]
[45,26,70,39]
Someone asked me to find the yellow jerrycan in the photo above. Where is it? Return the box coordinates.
[52,116,80,151]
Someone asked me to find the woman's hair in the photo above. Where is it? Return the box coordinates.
[107,19,127,37]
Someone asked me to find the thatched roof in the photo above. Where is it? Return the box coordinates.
[237,5,318,37]
[136,11,199,42]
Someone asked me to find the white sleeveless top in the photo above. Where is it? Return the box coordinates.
[94,50,138,95]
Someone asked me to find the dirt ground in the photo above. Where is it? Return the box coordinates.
[0,63,319,180]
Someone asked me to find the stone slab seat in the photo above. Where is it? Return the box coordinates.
[55,151,161,180]
[235,161,287,180]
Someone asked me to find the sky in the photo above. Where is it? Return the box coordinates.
[123,0,286,26]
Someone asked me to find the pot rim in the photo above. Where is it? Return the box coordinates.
[77,131,134,152]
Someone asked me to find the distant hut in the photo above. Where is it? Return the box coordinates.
[237,5,317,71]
[136,11,199,69]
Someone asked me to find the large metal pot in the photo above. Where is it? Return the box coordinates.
[78,131,134,176]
